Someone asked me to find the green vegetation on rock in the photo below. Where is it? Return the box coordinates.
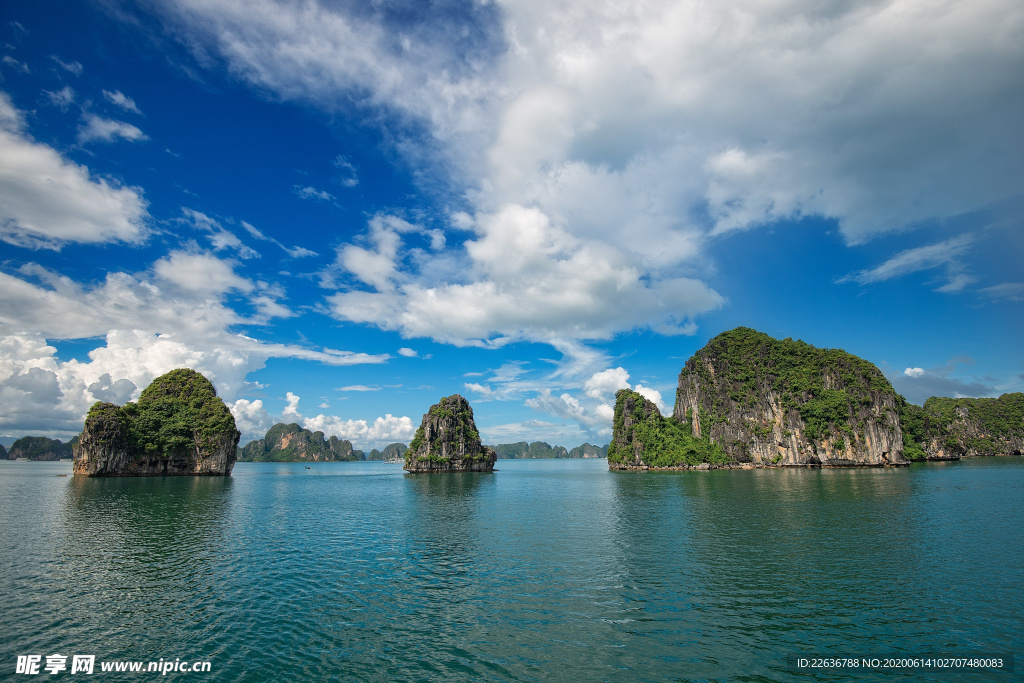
[899,393,1024,458]
[608,389,729,467]
[677,327,893,431]
[90,369,238,459]
[76,368,239,476]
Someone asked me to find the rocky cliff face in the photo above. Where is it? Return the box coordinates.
[404,395,496,473]
[0,443,6,459]
[667,328,908,468]
[902,393,1024,460]
[73,369,239,477]
[608,391,663,468]
[238,423,361,462]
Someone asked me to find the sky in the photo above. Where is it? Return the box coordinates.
[0,0,1021,451]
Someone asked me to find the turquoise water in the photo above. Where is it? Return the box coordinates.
[1,458,1021,681]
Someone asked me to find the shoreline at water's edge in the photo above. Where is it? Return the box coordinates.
[609,453,1023,471]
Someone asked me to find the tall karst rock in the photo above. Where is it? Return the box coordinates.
[673,327,907,467]
[403,395,496,473]
[74,368,239,476]
[610,327,910,469]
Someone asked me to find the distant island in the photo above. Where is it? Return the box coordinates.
[404,394,496,473]
[492,441,607,459]
[0,436,77,461]
[236,427,606,463]
[73,368,239,476]
[610,327,1024,470]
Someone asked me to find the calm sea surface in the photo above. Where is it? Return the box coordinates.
[1,458,1021,681]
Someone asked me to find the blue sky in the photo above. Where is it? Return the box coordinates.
[1,0,1021,450]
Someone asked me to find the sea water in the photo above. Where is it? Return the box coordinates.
[1,458,1020,681]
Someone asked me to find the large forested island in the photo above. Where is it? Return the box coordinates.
[73,368,239,476]
[609,327,1024,470]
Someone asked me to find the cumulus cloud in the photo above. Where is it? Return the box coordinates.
[522,364,667,436]
[0,250,391,437]
[0,92,148,248]
[583,367,630,401]
[329,205,725,345]
[230,398,278,439]
[77,113,147,144]
[269,392,416,448]
[147,0,1024,337]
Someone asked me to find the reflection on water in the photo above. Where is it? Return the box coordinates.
[1,458,1021,681]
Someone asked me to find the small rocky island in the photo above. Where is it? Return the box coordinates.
[403,394,496,473]
[74,368,239,476]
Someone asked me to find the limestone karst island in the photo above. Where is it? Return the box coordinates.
[73,368,239,477]
[608,327,1024,470]
[403,394,497,473]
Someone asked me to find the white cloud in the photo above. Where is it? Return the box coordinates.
[904,367,925,378]
[584,367,630,401]
[44,86,75,110]
[633,384,665,411]
[240,219,318,258]
[78,113,147,144]
[51,56,82,75]
[0,246,391,438]
[397,347,418,357]
[980,282,1024,302]
[274,391,416,449]
[149,0,1023,345]
[337,385,379,392]
[329,204,725,345]
[103,89,142,114]
[838,234,976,286]
[294,185,334,202]
[230,398,277,440]
[333,155,359,187]
[464,382,493,396]
[0,92,148,249]
[153,250,254,295]
[283,391,301,419]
